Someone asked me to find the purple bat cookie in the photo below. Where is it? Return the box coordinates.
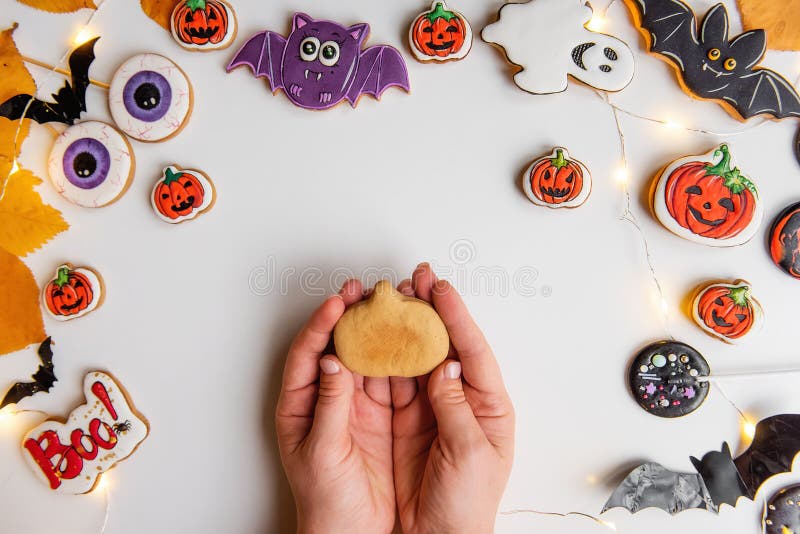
[227,13,410,110]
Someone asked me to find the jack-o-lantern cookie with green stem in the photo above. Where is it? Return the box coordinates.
[409,1,473,62]
[151,165,216,224]
[170,0,237,51]
[522,147,591,209]
[42,264,104,321]
[691,280,764,344]
[652,144,763,247]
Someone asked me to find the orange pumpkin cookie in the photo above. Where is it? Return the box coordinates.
[333,280,450,377]
[42,264,104,321]
[170,0,237,51]
[692,280,763,344]
[522,147,591,209]
[409,1,473,63]
[151,165,216,224]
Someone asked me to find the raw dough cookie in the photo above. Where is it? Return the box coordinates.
[109,53,193,142]
[764,484,800,534]
[333,280,449,377]
[769,201,800,279]
[48,121,134,207]
[652,144,763,247]
[629,340,710,418]
[171,0,237,51]
[692,280,763,344]
[522,147,591,208]
[409,1,473,63]
[151,165,215,223]
[22,371,148,494]
[482,0,635,94]
[42,264,103,321]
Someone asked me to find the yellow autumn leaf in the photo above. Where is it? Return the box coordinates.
[738,0,800,51]
[141,0,179,31]
[15,0,96,13]
[0,247,46,356]
[0,24,35,104]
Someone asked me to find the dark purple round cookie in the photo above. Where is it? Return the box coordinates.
[629,340,710,418]
[764,485,800,534]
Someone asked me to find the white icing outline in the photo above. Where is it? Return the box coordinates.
[47,121,133,208]
[170,0,238,52]
[522,147,592,209]
[22,372,147,494]
[408,1,473,63]
[653,145,764,247]
[691,280,764,344]
[42,264,103,321]
[108,54,192,142]
[481,0,635,94]
[150,165,215,224]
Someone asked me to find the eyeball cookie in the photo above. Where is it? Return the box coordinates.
[522,147,591,208]
[170,0,237,51]
[652,144,763,247]
[42,264,104,321]
[108,54,193,142]
[151,165,215,223]
[409,1,473,62]
[48,121,134,208]
[691,280,763,344]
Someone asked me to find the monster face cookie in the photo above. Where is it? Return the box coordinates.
[652,144,763,247]
[333,281,450,377]
[522,147,591,208]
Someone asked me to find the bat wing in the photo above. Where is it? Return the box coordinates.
[64,37,99,118]
[345,45,410,107]
[0,337,56,409]
[602,462,714,515]
[0,94,72,125]
[226,31,287,92]
[628,0,699,72]
[735,415,800,496]
[725,68,800,120]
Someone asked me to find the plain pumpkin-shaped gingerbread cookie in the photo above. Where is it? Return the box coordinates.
[333,281,450,377]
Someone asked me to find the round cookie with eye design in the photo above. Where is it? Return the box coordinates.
[652,144,763,247]
[691,280,763,344]
[108,53,193,142]
[48,121,134,208]
[409,1,473,63]
[150,165,215,224]
[763,484,800,534]
[629,340,710,418]
[42,264,104,322]
[522,147,591,209]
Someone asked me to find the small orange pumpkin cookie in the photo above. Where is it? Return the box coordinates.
[333,280,450,377]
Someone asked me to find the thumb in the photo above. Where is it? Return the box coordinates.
[427,360,485,455]
[309,356,354,443]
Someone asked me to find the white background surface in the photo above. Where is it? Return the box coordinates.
[1,0,800,533]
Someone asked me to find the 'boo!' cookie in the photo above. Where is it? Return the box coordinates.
[42,264,104,321]
[691,280,763,344]
[151,165,216,223]
[408,1,473,63]
[522,147,591,209]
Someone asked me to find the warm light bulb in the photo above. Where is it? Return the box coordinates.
[615,167,629,185]
[743,421,756,440]
[664,120,682,130]
[95,474,111,493]
[9,160,20,175]
[660,298,669,314]
[600,520,617,531]
[587,15,606,31]
[73,27,93,46]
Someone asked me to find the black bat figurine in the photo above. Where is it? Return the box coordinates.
[0,37,99,125]
[626,0,800,120]
[604,414,800,515]
[0,337,56,409]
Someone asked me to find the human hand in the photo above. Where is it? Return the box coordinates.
[391,263,515,534]
[275,280,395,534]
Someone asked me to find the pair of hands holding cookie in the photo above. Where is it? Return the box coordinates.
[276,263,515,534]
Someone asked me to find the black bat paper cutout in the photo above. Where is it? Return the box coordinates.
[604,414,800,515]
[0,337,56,409]
[626,0,800,120]
[0,37,99,125]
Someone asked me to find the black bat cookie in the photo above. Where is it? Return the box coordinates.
[0,37,99,125]
[626,0,800,120]
[0,337,56,409]
[604,414,800,515]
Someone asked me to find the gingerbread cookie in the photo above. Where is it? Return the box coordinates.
[652,144,763,247]
[763,484,800,534]
[151,165,215,223]
[22,371,148,494]
[482,0,635,94]
[170,0,237,51]
[629,340,710,418]
[738,0,800,51]
[42,264,103,321]
[769,201,800,279]
[692,280,763,344]
[333,280,449,377]
[48,121,134,208]
[108,53,193,142]
[522,147,591,208]
[625,0,800,121]
[227,13,410,110]
[409,1,472,63]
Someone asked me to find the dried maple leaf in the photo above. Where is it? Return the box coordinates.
[0,247,46,356]
[141,0,178,31]
[0,24,35,104]
[738,0,800,51]
[15,0,96,13]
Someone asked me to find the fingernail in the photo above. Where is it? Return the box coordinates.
[416,262,430,270]
[445,361,461,380]
[434,280,449,294]
[320,358,340,375]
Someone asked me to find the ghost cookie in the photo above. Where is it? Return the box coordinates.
[48,121,134,208]
[652,144,763,247]
[481,0,635,94]
[764,485,800,534]
[109,53,193,142]
[151,165,215,223]
[769,201,800,279]
[409,1,473,62]
[170,0,237,51]
[42,264,104,321]
[522,147,591,208]
[333,280,450,377]
[692,280,763,344]
[629,340,710,418]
